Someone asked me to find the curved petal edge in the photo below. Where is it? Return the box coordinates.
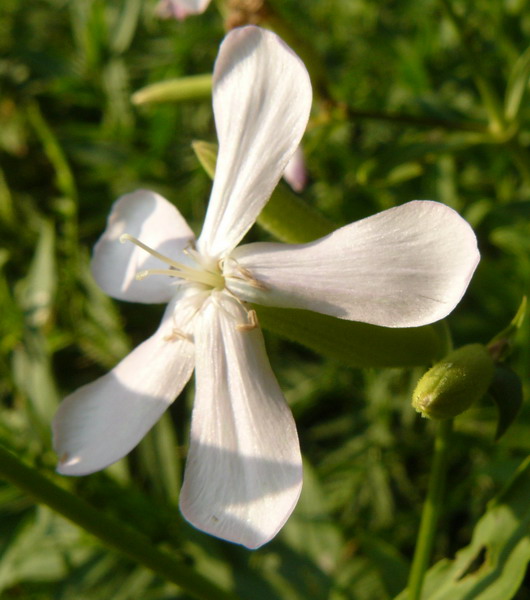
[227,200,480,328]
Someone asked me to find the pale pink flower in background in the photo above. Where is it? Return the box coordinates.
[156,0,210,20]
[53,26,480,549]
[283,146,307,192]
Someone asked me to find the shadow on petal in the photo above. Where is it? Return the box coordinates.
[180,440,303,549]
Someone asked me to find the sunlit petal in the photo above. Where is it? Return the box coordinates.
[227,201,480,327]
[53,291,201,475]
[198,26,312,257]
[180,295,302,548]
[92,190,195,304]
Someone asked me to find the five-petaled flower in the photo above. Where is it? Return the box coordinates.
[53,26,480,549]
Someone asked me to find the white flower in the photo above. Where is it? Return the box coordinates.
[53,26,480,549]
[155,0,308,192]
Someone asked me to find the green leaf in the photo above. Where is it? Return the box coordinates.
[282,461,344,572]
[489,366,523,441]
[360,534,409,598]
[490,224,530,256]
[395,456,530,600]
[504,44,530,123]
[26,102,78,202]
[17,219,56,329]
[74,255,131,369]
[111,0,142,55]
[0,507,90,592]
[137,412,181,505]
[255,306,446,368]
[0,166,14,224]
[11,332,60,429]
[12,219,59,427]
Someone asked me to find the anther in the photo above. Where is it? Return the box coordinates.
[236,309,259,332]
[164,328,193,342]
[222,257,268,291]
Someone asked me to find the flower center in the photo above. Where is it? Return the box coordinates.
[120,233,225,290]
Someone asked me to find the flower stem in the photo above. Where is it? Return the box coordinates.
[0,445,238,600]
[407,418,453,600]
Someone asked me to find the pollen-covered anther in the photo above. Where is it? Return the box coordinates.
[236,308,259,332]
[164,328,193,342]
[221,257,268,291]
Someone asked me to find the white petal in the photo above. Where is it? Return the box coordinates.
[53,291,199,475]
[156,0,210,20]
[198,26,312,257]
[180,294,302,548]
[92,190,195,304]
[227,201,480,328]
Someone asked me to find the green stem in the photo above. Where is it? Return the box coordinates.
[407,419,453,600]
[0,445,238,600]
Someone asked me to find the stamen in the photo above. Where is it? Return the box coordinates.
[120,233,224,289]
[236,265,268,290]
[164,328,193,342]
[120,233,183,270]
[136,267,223,288]
[216,288,260,332]
[220,256,268,291]
[236,309,259,332]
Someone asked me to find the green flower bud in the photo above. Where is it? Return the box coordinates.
[412,344,495,420]
[131,74,212,106]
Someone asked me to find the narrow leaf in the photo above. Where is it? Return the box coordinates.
[26,103,78,202]
[18,219,56,328]
[12,219,59,426]
[504,44,530,123]
[111,0,142,54]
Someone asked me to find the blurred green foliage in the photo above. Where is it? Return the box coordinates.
[0,0,529,598]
